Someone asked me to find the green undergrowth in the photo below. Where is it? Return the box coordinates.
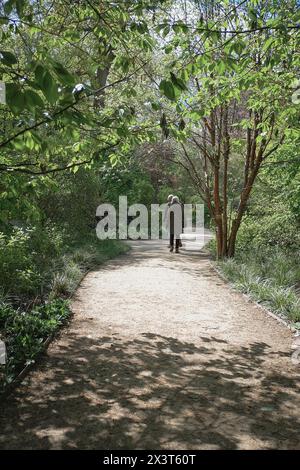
[217,250,300,327]
[0,227,129,391]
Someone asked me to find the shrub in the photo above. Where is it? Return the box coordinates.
[236,210,300,253]
[0,298,70,388]
[0,228,42,297]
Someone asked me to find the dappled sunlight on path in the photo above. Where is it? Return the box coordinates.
[0,240,299,449]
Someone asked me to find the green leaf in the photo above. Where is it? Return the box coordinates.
[162,25,170,37]
[216,59,226,74]
[34,64,47,87]
[6,83,25,113]
[172,22,189,34]
[24,89,44,109]
[230,40,246,55]
[178,118,186,130]
[0,50,17,65]
[52,61,75,85]
[189,109,205,121]
[170,72,187,91]
[16,0,26,17]
[130,21,148,34]
[263,36,275,52]
[24,132,35,150]
[3,0,15,15]
[151,101,161,111]
[155,23,168,33]
[41,71,58,104]
[115,56,130,73]
[159,79,176,101]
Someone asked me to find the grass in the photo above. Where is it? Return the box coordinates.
[49,238,129,299]
[217,250,300,326]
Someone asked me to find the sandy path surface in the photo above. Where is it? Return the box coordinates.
[0,239,299,449]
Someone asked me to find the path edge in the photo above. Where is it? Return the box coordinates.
[210,261,298,335]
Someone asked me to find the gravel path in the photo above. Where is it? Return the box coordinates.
[0,240,299,449]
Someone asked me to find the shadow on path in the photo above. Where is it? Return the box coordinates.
[0,239,299,449]
[0,332,299,449]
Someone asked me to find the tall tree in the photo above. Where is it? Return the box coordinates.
[158,0,300,257]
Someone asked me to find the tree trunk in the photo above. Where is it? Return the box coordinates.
[93,48,115,109]
[227,165,259,257]
[221,105,230,258]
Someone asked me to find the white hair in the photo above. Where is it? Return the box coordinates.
[167,194,173,202]
[171,195,179,204]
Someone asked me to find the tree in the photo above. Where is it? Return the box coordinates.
[157,0,300,257]
[0,0,162,177]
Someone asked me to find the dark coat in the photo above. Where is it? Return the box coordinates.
[169,201,183,236]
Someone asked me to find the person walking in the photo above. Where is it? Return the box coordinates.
[169,195,182,253]
[163,194,173,248]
